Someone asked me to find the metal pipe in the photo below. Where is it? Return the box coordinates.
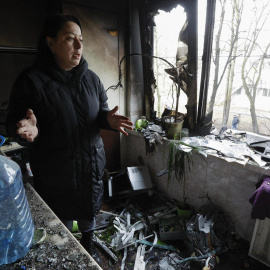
[126,0,144,124]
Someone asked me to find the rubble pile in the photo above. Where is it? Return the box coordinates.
[1,183,269,270]
[90,191,237,270]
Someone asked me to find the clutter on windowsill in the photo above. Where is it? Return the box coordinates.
[133,117,166,154]
[129,121,270,171]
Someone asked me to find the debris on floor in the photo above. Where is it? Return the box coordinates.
[84,169,270,270]
[87,189,236,270]
[3,164,269,270]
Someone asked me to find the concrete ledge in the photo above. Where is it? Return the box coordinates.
[124,131,269,241]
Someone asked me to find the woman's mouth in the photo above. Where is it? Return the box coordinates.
[73,53,81,59]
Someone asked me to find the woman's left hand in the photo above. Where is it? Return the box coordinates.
[106,106,133,136]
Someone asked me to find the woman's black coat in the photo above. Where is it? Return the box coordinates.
[6,58,112,221]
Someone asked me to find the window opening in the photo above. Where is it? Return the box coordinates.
[153,5,187,118]
[206,0,270,136]
[153,2,207,123]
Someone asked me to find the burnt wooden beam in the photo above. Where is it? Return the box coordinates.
[197,0,216,124]
[185,0,198,131]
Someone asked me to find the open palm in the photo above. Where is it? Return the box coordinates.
[106,106,133,136]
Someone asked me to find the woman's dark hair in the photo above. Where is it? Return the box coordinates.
[35,14,82,65]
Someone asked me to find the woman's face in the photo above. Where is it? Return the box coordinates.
[47,21,83,71]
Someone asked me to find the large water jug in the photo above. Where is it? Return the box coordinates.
[0,155,35,265]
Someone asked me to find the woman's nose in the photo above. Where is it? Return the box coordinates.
[75,38,82,49]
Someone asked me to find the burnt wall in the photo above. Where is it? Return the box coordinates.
[0,0,54,108]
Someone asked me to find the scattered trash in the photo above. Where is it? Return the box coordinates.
[159,216,186,240]
[107,166,153,198]
[127,166,153,191]
[135,118,148,132]
[91,182,237,270]
[3,173,263,270]
[32,228,47,246]
[159,252,189,270]
[93,234,118,262]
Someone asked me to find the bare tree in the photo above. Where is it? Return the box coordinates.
[154,28,169,117]
[241,2,270,133]
[208,0,245,117]
[222,0,243,125]
[207,0,227,115]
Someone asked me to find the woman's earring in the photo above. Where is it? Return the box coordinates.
[52,51,55,54]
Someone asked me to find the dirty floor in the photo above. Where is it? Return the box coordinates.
[18,174,270,270]
[90,194,270,270]
[95,232,270,270]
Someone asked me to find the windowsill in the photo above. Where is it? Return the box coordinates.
[125,128,269,242]
[127,129,145,137]
[126,129,270,176]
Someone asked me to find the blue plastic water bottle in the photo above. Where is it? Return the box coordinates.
[0,155,35,265]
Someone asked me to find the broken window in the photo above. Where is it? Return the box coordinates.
[153,5,187,117]
[205,0,270,136]
[152,2,207,132]
[152,0,270,138]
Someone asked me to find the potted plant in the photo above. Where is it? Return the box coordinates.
[112,50,189,139]
[165,137,207,215]
[161,23,191,139]
[162,65,188,139]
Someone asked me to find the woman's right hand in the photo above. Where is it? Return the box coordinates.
[16,109,38,142]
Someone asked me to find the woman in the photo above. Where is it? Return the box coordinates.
[6,14,133,264]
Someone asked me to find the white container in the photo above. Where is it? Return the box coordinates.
[249,218,270,267]
[0,156,35,265]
